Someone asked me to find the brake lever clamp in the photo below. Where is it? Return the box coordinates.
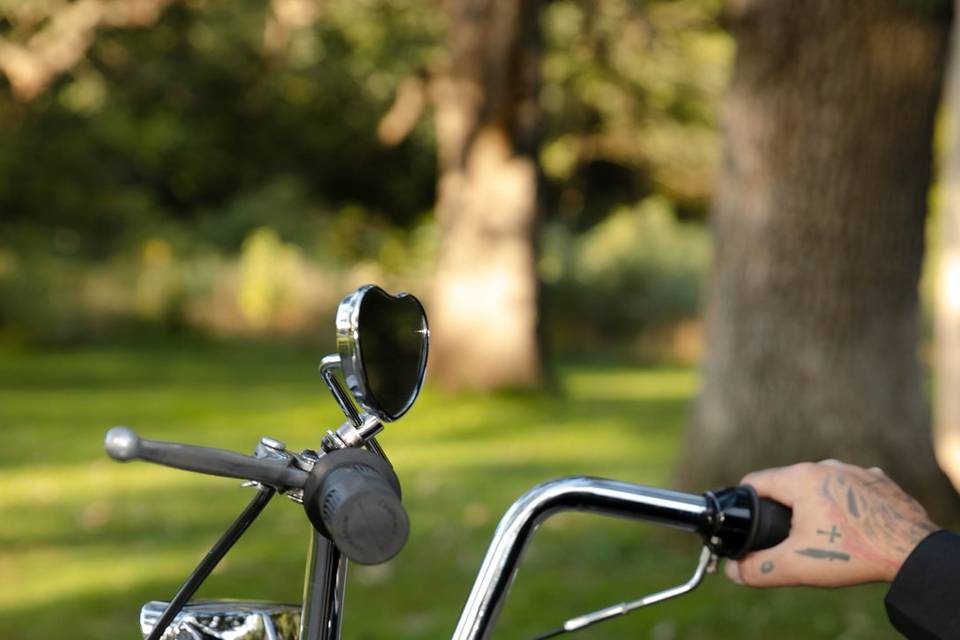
[248,437,321,505]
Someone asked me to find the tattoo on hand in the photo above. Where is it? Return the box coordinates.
[760,560,774,574]
[816,525,842,543]
[846,488,860,518]
[820,468,937,557]
[796,548,851,562]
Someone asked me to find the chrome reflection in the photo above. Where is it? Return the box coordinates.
[451,476,710,640]
[140,600,301,640]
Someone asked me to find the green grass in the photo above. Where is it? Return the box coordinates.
[0,342,894,639]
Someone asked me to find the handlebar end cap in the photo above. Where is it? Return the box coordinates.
[105,426,140,461]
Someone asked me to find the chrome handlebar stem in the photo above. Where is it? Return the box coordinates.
[451,477,711,640]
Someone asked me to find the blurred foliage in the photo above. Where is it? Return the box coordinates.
[0,0,443,259]
[237,227,306,329]
[0,0,731,348]
[542,196,710,358]
[541,0,731,226]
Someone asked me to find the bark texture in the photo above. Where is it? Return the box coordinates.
[679,0,958,516]
[429,0,544,390]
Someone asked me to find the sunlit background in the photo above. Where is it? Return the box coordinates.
[2,1,958,638]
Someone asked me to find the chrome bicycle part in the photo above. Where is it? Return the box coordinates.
[140,600,301,640]
[300,529,348,640]
[335,284,429,422]
[319,354,362,427]
[451,477,712,640]
[104,284,791,640]
[532,546,717,639]
[317,355,389,463]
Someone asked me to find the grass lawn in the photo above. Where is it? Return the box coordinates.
[0,341,894,639]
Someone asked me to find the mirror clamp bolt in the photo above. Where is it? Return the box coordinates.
[327,414,383,451]
[321,431,345,452]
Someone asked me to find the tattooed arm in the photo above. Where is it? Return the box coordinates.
[725,460,938,588]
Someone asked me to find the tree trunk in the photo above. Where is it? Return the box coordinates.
[429,0,544,391]
[935,0,960,491]
[678,0,958,517]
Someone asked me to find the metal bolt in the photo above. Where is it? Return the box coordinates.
[260,436,286,451]
[321,434,337,451]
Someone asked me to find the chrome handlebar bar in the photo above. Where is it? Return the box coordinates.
[452,477,713,640]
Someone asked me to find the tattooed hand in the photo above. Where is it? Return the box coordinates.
[725,460,939,588]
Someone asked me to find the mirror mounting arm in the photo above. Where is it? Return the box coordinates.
[318,352,389,463]
[319,354,362,426]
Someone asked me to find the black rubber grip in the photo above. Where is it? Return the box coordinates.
[706,485,793,558]
[104,426,308,489]
[303,448,408,565]
[749,496,793,553]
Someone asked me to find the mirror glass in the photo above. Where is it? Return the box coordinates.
[339,286,428,421]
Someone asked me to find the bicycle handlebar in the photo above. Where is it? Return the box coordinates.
[452,477,792,640]
[104,426,309,490]
[705,484,792,558]
[104,426,792,638]
[750,494,793,554]
[104,427,410,565]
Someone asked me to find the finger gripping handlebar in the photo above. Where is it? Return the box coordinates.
[302,448,408,565]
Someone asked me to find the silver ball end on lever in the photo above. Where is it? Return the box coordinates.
[105,426,141,461]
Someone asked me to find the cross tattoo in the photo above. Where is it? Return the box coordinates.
[816,525,842,543]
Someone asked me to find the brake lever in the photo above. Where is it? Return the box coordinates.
[530,546,718,639]
[105,426,309,490]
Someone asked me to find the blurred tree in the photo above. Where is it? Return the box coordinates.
[375,0,730,386]
[427,0,544,390]
[935,4,960,492]
[1,0,735,349]
[678,0,959,515]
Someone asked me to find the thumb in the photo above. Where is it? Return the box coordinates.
[724,558,744,584]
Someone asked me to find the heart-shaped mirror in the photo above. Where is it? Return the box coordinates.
[336,285,429,422]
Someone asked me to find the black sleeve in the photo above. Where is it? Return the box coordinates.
[885,530,960,639]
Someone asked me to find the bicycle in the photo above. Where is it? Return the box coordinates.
[104,284,791,640]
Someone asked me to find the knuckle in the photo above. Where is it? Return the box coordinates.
[794,461,823,477]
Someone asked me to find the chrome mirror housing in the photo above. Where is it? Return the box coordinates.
[335,284,428,422]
